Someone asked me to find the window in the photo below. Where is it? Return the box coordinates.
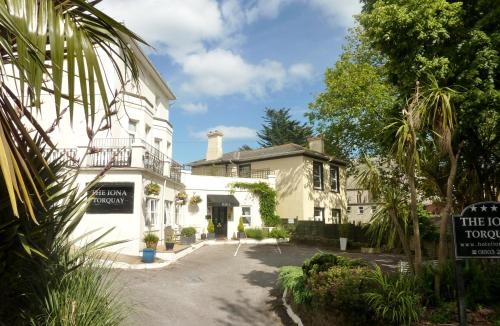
[128,120,137,140]
[330,164,339,192]
[164,200,172,225]
[347,206,351,214]
[357,191,362,203]
[154,138,162,150]
[313,161,323,190]
[146,198,159,227]
[145,125,151,141]
[239,164,251,178]
[358,206,364,214]
[371,206,377,213]
[242,206,251,224]
[331,209,341,224]
[314,207,324,221]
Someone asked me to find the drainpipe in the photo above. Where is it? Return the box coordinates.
[161,176,167,243]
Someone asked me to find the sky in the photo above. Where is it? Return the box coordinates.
[99,0,362,164]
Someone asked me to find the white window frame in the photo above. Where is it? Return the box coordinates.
[128,119,138,140]
[146,198,159,227]
[314,207,324,222]
[313,161,323,190]
[358,206,364,215]
[347,206,352,214]
[164,200,172,226]
[241,206,252,225]
[331,209,341,224]
[330,164,339,192]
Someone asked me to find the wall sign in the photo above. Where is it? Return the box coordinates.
[87,182,134,214]
[452,201,500,259]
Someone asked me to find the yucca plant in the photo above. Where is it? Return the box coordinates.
[364,266,422,325]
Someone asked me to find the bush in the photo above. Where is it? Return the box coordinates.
[238,217,245,233]
[207,219,215,233]
[245,228,268,240]
[278,266,312,305]
[143,232,159,243]
[365,266,422,325]
[180,227,196,237]
[302,252,338,277]
[269,227,289,239]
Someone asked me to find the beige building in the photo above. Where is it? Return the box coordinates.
[346,176,378,224]
[189,133,348,224]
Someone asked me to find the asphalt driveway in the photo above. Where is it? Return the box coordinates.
[114,243,402,326]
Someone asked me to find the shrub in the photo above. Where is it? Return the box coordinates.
[278,266,312,305]
[302,252,337,277]
[245,228,267,240]
[180,227,196,237]
[207,219,215,233]
[144,183,160,195]
[269,227,289,239]
[365,266,422,325]
[238,217,245,233]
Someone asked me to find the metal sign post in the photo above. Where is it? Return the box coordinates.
[451,201,500,326]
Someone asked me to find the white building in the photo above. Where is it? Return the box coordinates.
[346,176,378,224]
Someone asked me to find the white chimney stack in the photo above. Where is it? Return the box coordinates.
[307,136,324,154]
[206,130,224,161]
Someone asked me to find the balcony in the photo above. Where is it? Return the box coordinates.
[186,165,273,179]
[52,138,181,182]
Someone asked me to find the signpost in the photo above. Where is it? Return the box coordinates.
[451,201,500,326]
[87,182,135,214]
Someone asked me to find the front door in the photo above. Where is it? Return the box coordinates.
[212,206,227,238]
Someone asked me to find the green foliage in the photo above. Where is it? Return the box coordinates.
[365,266,422,325]
[269,227,289,239]
[230,182,279,226]
[207,219,215,234]
[339,223,350,238]
[238,144,253,151]
[31,260,126,326]
[238,217,245,233]
[145,183,160,196]
[257,108,313,148]
[244,228,268,240]
[302,252,338,277]
[143,232,159,245]
[180,227,196,237]
[278,266,312,305]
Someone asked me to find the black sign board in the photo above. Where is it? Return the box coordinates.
[87,182,134,214]
[452,201,500,259]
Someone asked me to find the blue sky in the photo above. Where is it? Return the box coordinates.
[100,0,361,164]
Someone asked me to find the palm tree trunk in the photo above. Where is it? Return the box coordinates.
[434,141,462,298]
[409,162,422,275]
[389,208,414,273]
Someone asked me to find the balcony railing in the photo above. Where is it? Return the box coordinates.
[49,138,181,182]
[188,165,273,179]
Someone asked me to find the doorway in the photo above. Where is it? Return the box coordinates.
[212,206,228,238]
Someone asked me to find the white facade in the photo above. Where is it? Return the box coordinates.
[180,172,276,239]
[346,176,378,224]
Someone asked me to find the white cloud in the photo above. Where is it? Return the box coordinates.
[289,63,314,80]
[246,0,289,23]
[180,49,288,97]
[191,125,257,140]
[181,102,208,114]
[307,0,362,28]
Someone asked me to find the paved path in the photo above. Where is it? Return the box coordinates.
[114,244,402,326]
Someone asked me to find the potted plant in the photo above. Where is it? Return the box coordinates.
[189,194,202,205]
[176,191,188,205]
[143,232,159,263]
[237,217,245,239]
[180,227,196,245]
[163,226,176,250]
[145,183,160,196]
[339,222,349,251]
[207,219,215,240]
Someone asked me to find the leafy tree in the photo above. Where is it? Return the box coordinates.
[307,27,397,161]
[257,108,313,148]
[238,144,253,151]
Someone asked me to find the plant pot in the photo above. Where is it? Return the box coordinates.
[207,233,215,240]
[339,237,348,251]
[238,232,245,239]
[201,233,207,240]
[142,248,156,263]
[165,242,175,250]
[180,235,196,245]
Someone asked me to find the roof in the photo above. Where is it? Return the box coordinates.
[189,143,347,167]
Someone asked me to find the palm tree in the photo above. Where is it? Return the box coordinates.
[0,0,143,221]
[355,157,414,272]
[417,75,460,298]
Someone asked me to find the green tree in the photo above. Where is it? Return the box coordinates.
[238,144,253,151]
[257,108,313,148]
[307,27,397,161]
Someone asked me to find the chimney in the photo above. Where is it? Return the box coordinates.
[206,130,224,161]
[307,136,324,154]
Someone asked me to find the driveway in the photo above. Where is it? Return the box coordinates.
[114,243,402,326]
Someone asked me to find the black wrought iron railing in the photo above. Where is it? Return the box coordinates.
[188,165,272,179]
[49,148,78,167]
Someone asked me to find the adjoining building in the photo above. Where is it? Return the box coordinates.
[188,133,348,224]
[346,176,378,224]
